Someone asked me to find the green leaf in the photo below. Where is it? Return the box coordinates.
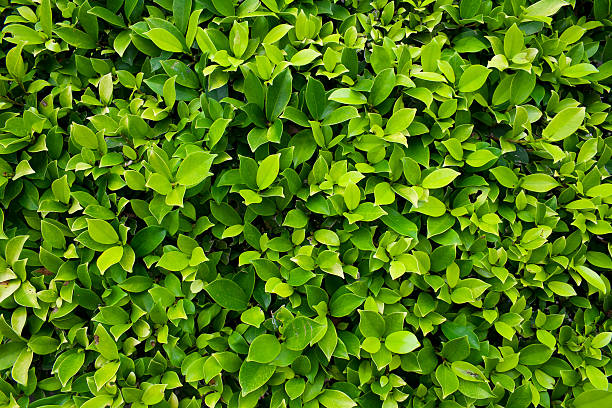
[436,364,459,398]
[458,65,491,92]
[263,24,293,44]
[385,108,416,134]
[241,307,265,328]
[369,68,396,106]
[490,166,518,188]
[504,24,524,58]
[573,391,612,408]
[465,149,498,168]
[256,154,280,190]
[142,384,167,405]
[205,279,249,311]
[506,383,532,408]
[524,0,569,16]
[306,77,326,120]
[285,316,326,350]
[422,168,460,189]
[451,361,487,382]
[0,343,25,370]
[520,174,560,192]
[314,229,340,246]
[548,281,577,296]
[563,63,599,78]
[87,219,119,244]
[266,70,292,120]
[575,265,607,293]
[229,21,249,58]
[71,123,98,149]
[322,106,359,126]
[161,59,200,88]
[6,46,25,81]
[285,377,306,399]
[176,151,216,187]
[41,220,65,249]
[247,334,281,363]
[172,0,191,34]
[94,324,119,360]
[40,0,52,36]
[592,332,612,348]
[329,88,367,105]
[212,0,235,16]
[542,107,585,142]
[55,27,97,49]
[96,246,123,274]
[208,118,231,148]
[319,389,356,408]
[283,209,308,228]
[163,75,176,108]
[57,351,85,386]
[374,182,395,205]
[381,208,418,239]
[344,182,361,211]
[239,361,275,396]
[11,348,32,385]
[291,49,321,66]
[145,28,184,52]
[80,396,113,408]
[94,361,120,390]
[88,6,126,28]
[359,310,385,338]
[385,331,420,354]
[118,276,153,292]
[518,344,553,365]
[459,0,480,19]
[29,336,59,355]
[157,251,190,271]
[132,226,166,257]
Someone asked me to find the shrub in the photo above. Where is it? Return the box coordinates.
[1,0,611,407]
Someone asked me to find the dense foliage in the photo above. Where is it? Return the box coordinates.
[1,0,612,407]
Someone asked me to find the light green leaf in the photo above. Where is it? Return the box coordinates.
[11,348,32,385]
[548,281,577,297]
[145,28,184,52]
[520,174,560,192]
[504,24,523,58]
[291,49,321,66]
[422,168,460,189]
[385,331,420,354]
[247,334,281,363]
[176,151,216,187]
[458,65,491,92]
[385,108,416,134]
[329,88,367,105]
[87,219,119,244]
[490,166,518,188]
[239,361,275,396]
[263,24,293,44]
[542,107,585,142]
[314,229,340,246]
[97,246,123,274]
[256,154,280,190]
[72,123,98,149]
[436,364,459,398]
[319,389,356,408]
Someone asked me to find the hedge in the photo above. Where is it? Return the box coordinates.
[1,0,612,407]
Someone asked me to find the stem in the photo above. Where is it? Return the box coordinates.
[0,95,24,106]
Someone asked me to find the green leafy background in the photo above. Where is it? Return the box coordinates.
[0,0,611,407]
